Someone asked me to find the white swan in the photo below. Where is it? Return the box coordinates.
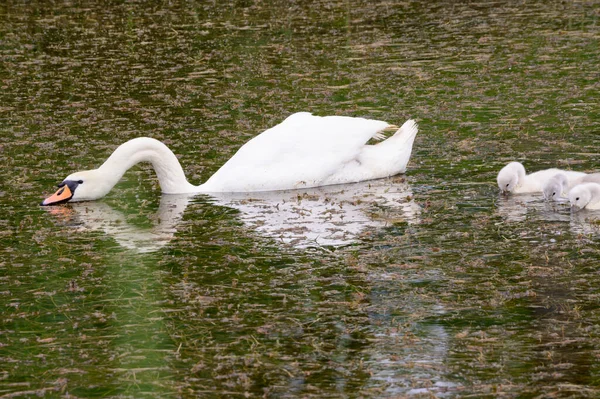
[569,183,600,210]
[496,161,585,194]
[42,112,418,205]
[542,172,600,201]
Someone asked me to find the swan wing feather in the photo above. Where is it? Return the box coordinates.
[202,112,390,192]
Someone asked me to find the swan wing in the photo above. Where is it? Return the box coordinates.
[202,112,391,192]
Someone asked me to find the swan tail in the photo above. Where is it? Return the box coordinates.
[372,131,386,141]
[391,119,418,144]
[372,124,400,141]
[373,119,418,150]
[360,119,418,175]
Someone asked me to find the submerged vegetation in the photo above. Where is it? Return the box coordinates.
[1,0,600,397]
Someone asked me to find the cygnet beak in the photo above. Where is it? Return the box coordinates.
[571,204,583,213]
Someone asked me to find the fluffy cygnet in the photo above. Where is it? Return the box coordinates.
[543,172,600,201]
[497,162,585,194]
[569,183,600,211]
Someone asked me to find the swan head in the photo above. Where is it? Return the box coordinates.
[569,184,592,212]
[41,169,113,206]
[497,162,524,194]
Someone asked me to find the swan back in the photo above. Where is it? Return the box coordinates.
[201,112,415,192]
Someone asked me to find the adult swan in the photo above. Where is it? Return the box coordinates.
[42,112,418,205]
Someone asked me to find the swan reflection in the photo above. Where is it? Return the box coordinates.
[44,176,419,251]
[208,176,420,247]
[43,194,193,253]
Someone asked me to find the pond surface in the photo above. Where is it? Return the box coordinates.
[1,0,600,397]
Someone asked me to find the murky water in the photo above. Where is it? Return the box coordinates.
[1,0,600,397]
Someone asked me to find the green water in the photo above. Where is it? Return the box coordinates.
[1,0,600,397]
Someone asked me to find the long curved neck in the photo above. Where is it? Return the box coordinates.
[97,137,200,194]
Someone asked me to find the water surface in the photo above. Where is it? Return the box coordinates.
[1,1,600,397]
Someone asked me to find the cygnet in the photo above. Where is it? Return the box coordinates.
[569,183,600,211]
[497,162,585,194]
[543,172,600,201]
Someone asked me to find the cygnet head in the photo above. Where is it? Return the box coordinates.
[41,169,113,205]
[542,173,567,201]
[569,184,594,211]
[497,162,525,194]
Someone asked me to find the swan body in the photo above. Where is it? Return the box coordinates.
[42,112,418,205]
[569,183,600,210]
[543,172,600,201]
[497,162,585,194]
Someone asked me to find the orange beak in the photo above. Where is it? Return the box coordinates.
[41,184,74,206]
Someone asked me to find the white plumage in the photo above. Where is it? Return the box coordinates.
[202,112,417,191]
[497,161,585,194]
[543,172,600,201]
[42,112,418,205]
[570,183,600,210]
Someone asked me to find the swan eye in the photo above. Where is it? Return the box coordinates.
[552,192,556,197]
[78,180,84,184]
[506,184,509,187]
[576,197,580,201]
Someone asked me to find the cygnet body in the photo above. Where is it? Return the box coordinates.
[497,162,586,194]
[543,172,600,201]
